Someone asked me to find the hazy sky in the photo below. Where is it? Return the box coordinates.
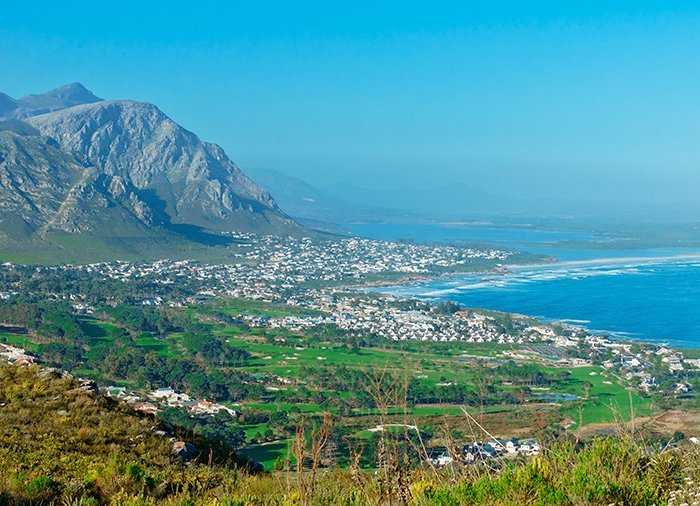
[3,1,700,206]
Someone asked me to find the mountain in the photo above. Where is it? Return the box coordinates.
[0,93,17,116]
[0,84,303,262]
[322,181,522,219]
[0,83,103,119]
[322,181,700,224]
[0,120,107,239]
[244,167,415,229]
[26,100,297,233]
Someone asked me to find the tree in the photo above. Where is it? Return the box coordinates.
[184,372,209,397]
[434,300,461,315]
[582,380,593,399]
[201,422,246,450]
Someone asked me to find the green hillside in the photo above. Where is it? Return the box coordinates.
[0,365,248,504]
[1,364,698,505]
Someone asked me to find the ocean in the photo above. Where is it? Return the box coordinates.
[349,223,700,348]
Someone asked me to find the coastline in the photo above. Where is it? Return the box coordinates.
[357,251,700,350]
[356,250,700,294]
[505,251,700,271]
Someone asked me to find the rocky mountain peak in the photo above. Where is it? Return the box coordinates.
[0,84,304,259]
[21,82,102,105]
[0,83,103,120]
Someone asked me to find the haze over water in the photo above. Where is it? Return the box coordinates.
[353,222,700,348]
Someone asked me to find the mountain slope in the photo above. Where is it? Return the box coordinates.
[0,121,90,241]
[27,100,298,233]
[0,123,202,262]
[0,84,304,261]
[0,364,250,503]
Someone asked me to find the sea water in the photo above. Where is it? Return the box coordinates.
[350,223,700,348]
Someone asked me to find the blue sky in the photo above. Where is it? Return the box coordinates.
[3,1,700,208]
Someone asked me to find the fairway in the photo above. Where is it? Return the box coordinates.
[240,441,290,471]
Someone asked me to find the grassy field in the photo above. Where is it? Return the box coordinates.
[214,316,658,430]
[679,347,700,359]
[239,440,291,470]
[202,298,319,318]
[0,332,41,352]
[1,364,693,505]
[561,367,655,425]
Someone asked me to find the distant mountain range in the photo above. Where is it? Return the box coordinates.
[244,168,415,230]
[321,181,512,219]
[5,84,691,264]
[0,84,302,262]
[0,83,103,119]
[247,168,539,225]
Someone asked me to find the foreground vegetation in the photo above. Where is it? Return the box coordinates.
[1,364,699,505]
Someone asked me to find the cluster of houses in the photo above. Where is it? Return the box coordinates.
[104,385,236,418]
[29,233,512,305]
[591,337,693,394]
[658,347,685,372]
[267,293,568,345]
[0,290,16,300]
[0,343,35,366]
[1,232,696,402]
[8,234,682,369]
[431,438,541,466]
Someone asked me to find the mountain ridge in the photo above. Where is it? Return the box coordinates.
[245,167,417,227]
[0,82,103,119]
[0,84,304,262]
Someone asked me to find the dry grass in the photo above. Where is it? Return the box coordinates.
[1,364,698,505]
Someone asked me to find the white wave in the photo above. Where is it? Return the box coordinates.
[446,263,653,292]
[588,329,640,338]
[421,288,461,297]
[453,282,496,291]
